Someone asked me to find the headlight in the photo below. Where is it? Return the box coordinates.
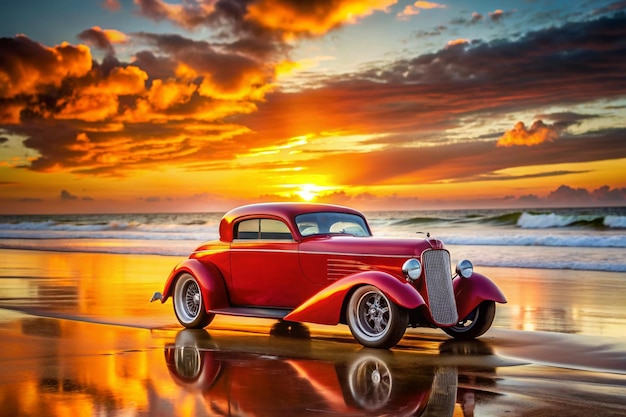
[402,258,422,282]
[456,259,473,278]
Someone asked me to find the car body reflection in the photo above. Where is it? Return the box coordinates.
[164,329,471,416]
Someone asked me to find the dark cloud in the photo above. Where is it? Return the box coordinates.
[471,12,482,23]
[135,32,271,95]
[591,185,626,202]
[546,184,626,204]
[451,170,592,183]
[593,0,626,15]
[414,25,447,38]
[313,184,626,209]
[143,196,174,202]
[453,10,504,25]
[60,189,94,201]
[21,124,82,172]
[130,50,177,80]
[536,112,599,131]
[17,197,44,202]
[60,190,78,200]
[77,27,117,54]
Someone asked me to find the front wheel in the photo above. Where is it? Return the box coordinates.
[173,273,215,329]
[346,285,408,349]
[443,301,495,340]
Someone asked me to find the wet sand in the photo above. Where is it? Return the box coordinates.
[0,249,625,416]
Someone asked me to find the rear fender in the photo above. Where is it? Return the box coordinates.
[453,272,507,320]
[283,271,425,325]
[161,259,229,312]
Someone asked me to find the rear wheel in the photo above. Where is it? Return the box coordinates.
[347,285,408,349]
[173,273,215,328]
[443,301,495,340]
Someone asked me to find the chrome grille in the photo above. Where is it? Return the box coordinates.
[421,367,458,417]
[422,250,458,326]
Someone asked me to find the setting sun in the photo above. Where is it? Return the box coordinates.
[295,184,326,202]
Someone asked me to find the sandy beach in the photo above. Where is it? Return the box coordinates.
[0,248,625,416]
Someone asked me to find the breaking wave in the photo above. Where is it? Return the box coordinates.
[0,207,624,271]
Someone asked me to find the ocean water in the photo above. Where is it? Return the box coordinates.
[0,207,624,272]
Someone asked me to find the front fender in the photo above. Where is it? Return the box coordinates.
[161,259,229,312]
[453,272,507,320]
[283,271,425,325]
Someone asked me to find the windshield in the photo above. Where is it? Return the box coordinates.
[295,212,371,237]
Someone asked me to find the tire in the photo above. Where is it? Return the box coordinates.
[171,330,219,381]
[347,352,393,411]
[346,285,408,349]
[173,273,215,329]
[443,301,495,340]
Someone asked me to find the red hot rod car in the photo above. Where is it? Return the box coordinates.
[151,203,506,349]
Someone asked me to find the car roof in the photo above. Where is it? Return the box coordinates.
[219,202,366,241]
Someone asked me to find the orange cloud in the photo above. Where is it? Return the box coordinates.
[0,36,92,98]
[136,0,396,38]
[146,79,197,111]
[0,102,23,124]
[497,120,559,147]
[97,26,128,44]
[414,1,447,8]
[246,0,396,38]
[397,1,446,20]
[102,0,121,12]
[77,26,128,55]
[57,93,121,122]
[489,9,505,22]
[135,0,217,29]
[447,38,469,47]
[56,66,148,122]
[396,5,421,19]
[91,66,148,95]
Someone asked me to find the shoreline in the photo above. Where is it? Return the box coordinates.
[1,247,625,339]
[1,248,625,416]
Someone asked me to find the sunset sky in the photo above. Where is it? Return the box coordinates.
[1,0,625,214]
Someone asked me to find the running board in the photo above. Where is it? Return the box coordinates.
[208,307,291,320]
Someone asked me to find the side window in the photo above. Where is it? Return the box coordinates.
[236,219,260,239]
[235,218,293,240]
[260,219,293,240]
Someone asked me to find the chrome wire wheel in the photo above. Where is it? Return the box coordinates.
[173,273,214,329]
[356,290,390,337]
[347,285,408,349]
[348,354,393,410]
[175,346,201,379]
